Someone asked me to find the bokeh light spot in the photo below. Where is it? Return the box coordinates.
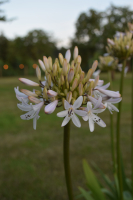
[33,64,37,69]
[19,64,24,69]
[3,64,9,70]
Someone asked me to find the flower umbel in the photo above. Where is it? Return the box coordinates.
[15,46,122,131]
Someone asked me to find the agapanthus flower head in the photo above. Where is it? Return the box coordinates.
[106,32,133,59]
[98,56,118,71]
[15,46,122,132]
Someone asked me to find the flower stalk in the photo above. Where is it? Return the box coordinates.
[131,57,133,195]
[116,59,126,200]
[63,121,74,200]
[108,71,116,174]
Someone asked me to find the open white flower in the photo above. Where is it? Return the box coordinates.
[57,96,87,127]
[103,97,122,114]
[82,97,106,132]
[14,86,29,103]
[17,100,44,130]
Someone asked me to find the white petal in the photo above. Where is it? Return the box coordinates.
[97,88,121,98]
[108,103,119,112]
[64,100,71,110]
[93,96,102,110]
[20,110,36,120]
[88,96,105,109]
[47,90,57,97]
[61,115,70,127]
[33,101,44,111]
[45,100,58,114]
[14,87,27,97]
[38,59,46,71]
[98,82,110,90]
[89,79,104,86]
[17,103,32,111]
[92,108,106,114]
[57,110,68,117]
[91,113,106,127]
[19,78,39,86]
[73,96,83,109]
[87,102,92,111]
[82,114,89,121]
[65,50,71,63]
[89,117,94,132]
[72,113,81,127]
[74,109,87,117]
[105,97,122,104]
[16,95,29,103]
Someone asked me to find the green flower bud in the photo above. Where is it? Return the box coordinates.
[59,53,64,65]
[43,87,48,99]
[68,68,74,83]
[43,56,49,72]
[66,91,72,103]
[36,65,41,81]
[71,78,78,91]
[78,82,83,96]
[74,46,78,60]
[63,59,68,76]
[48,57,52,70]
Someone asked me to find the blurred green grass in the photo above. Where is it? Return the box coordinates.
[0,73,131,200]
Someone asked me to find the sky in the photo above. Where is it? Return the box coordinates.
[1,0,133,48]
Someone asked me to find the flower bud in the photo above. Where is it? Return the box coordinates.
[65,50,71,63]
[43,56,49,71]
[78,82,83,96]
[61,74,65,85]
[48,57,52,70]
[20,89,38,97]
[71,78,78,91]
[59,53,64,65]
[75,63,80,75]
[77,55,81,64]
[19,78,39,86]
[107,38,115,46]
[74,46,78,60]
[92,60,98,73]
[85,69,93,82]
[38,59,45,72]
[79,71,85,82]
[73,91,78,99]
[66,81,69,89]
[66,91,72,103]
[93,75,99,88]
[36,65,41,81]
[53,63,57,76]
[35,90,42,96]
[63,59,68,76]
[47,90,57,97]
[68,68,74,83]
[71,60,75,69]
[43,87,48,99]
[28,96,42,104]
[47,74,51,86]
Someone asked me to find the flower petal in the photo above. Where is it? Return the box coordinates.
[88,96,105,109]
[47,90,57,97]
[14,86,28,97]
[93,96,102,109]
[72,113,81,127]
[82,114,89,121]
[91,113,106,127]
[73,96,83,109]
[33,101,44,111]
[105,97,122,104]
[28,96,42,104]
[61,115,70,127]
[45,100,58,114]
[87,102,92,111]
[89,117,94,132]
[57,110,68,117]
[74,109,87,117]
[19,78,39,86]
[108,103,119,112]
[64,100,71,110]
[38,59,46,71]
[97,88,121,98]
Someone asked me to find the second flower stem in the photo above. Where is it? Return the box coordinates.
[116,59,126,200]
[63,121,74,200]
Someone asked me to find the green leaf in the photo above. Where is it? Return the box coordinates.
[101,188,116,200]
[79,187,95,200]
[83,160,106,200]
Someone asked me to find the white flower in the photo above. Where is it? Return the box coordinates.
[45,100,58,114]
[103,97,122,114]
[57,96,87,127]
[14,86,29,103]
[17,100,44,130]
[82,97,106,132]
[92,70,101,79]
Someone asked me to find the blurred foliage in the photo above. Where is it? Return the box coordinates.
[71,5,133,70]
[1,4,133,76]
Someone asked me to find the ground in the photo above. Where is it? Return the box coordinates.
[0,73,131,200]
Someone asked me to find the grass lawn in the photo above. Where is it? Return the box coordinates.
[0,73,132,200]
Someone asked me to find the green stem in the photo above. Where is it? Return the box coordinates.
[63,121,74,200]
[131,58,133,195]
[116,59,126,200]
[108,70,116,174]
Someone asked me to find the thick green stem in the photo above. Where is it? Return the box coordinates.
[116,59,126,200]
[63,121,74,200]
[108,71,116,174]
[131,58,133,195]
